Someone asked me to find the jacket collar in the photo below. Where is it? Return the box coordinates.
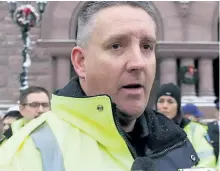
[11,118,28,134]
[53,77,187,153]
[52,77,131,152]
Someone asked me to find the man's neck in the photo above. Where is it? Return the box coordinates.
[121,119,136,132]
[117,109,136,132]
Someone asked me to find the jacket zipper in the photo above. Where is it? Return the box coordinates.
[149,138,187,159]
[113,111,138,159]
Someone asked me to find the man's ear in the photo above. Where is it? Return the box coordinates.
[71,46,86,79]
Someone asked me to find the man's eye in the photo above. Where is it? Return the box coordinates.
[143,44,153,50]
[111,44,121,49]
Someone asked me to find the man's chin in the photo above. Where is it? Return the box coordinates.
[117,106,145,119]
[34,114,43,119]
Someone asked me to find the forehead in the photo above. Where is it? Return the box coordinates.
[158,96,176,101]
[91,5,156,43]
[26,92,49,102]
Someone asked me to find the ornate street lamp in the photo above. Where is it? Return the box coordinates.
[7,1,47,91]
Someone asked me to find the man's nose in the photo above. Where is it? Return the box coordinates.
[38,105,44,112]
[126,46,145,72]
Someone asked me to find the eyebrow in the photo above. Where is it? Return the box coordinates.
[103,32,157,45]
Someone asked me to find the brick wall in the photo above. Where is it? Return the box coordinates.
[0,2,51,102]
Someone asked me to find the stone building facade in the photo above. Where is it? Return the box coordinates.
[0,1,219,116]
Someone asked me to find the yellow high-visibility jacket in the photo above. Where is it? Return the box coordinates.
[184,121,216,168]
[11,118,28,134]
[0,95,134,171]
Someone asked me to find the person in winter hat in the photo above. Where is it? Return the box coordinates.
[182,103,204,122]
[155,82,217,168]
[155,83,182,125]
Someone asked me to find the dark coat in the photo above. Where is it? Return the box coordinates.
[207,121,219,162]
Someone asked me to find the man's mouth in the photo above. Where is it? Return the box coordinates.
[122,84,143,89]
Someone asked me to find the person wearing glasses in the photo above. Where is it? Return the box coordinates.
[11,86,51,134]
[0,87,50,145]
[19,86,50,120]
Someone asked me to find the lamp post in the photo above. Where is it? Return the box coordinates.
[7,1,47,92]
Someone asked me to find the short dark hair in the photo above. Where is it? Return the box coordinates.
[77,1,156,47]
[3,110,23,120]
[19,86,50,105]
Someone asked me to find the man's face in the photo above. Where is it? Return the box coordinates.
[184,114,199,122]
[72,6,156,118]
[19,92,50,120]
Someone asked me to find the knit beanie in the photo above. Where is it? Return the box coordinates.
[156,83,182,124]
